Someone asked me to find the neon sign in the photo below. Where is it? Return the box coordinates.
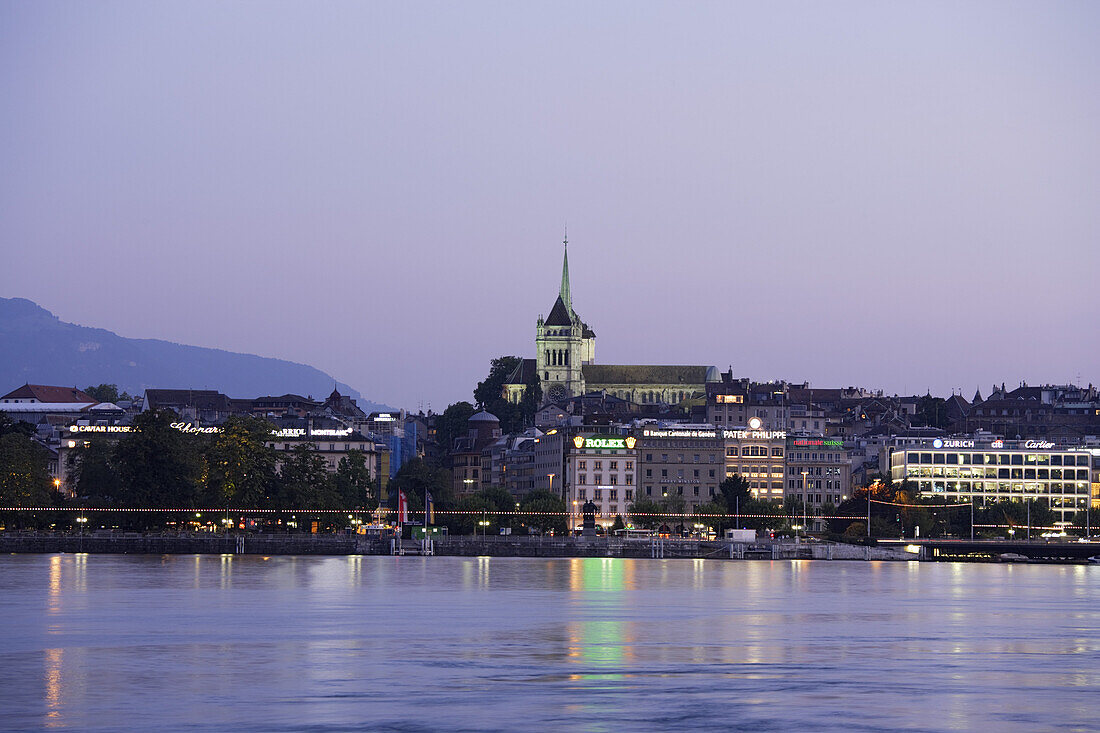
[573,435,635,450]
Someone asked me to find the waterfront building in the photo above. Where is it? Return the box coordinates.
[268,419,385,484]
[450,411,501,495]
[532,428,565,496]
[888,440,1096,524]
[723,422,788,501]
[564,431,637,527]
[785,436,851,519]
[635,424,724,514]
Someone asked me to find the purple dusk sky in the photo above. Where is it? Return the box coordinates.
[2,2,1098,410]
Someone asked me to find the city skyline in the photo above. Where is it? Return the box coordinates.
[2,2,1098,409]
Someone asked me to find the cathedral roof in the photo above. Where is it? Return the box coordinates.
[582,364,713,385]
[545,295,573,326]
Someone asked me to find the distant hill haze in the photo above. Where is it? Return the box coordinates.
[0,297,390,410]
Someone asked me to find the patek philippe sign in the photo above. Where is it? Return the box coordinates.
[723,429,786,440]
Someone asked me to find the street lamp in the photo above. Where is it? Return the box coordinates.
[478,518,490,538]
[800,470,809,536]
[75,516,87,534]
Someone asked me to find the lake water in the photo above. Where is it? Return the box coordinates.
[2,554,1099,732]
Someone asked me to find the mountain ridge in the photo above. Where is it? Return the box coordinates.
[0,297,392,410]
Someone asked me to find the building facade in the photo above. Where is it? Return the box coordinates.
[636,425,724,514]
[889,440,1096,524]
[564,432,637,528]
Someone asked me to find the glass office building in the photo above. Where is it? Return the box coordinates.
[889,442,1095,524]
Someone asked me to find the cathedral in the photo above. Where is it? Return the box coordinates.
[503,237,718,406]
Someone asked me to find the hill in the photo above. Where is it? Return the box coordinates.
[0,297,390,410]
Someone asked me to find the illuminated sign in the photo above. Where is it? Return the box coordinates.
[372,413,396,422]
[573,435,634,450]
[990,440,1004,448]
[791,438,843,448]
[310,428,352,437]
[273,428,307,438]
[68,424,132,433]
[715,395,744,404]
[1024,440,1056,450]
[933,439,974,449]
[171,422,222,434]
[724,429,786,440]
[642,429,718,439]
[748,417,763,430]
[67,423,223,435]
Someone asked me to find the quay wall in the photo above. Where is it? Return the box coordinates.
[0,532,913,560]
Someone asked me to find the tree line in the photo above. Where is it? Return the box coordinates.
[67,410,378,511]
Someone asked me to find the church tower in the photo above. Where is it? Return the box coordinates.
[536,235,595,403]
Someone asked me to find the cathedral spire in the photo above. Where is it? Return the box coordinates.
[560,230,572,314]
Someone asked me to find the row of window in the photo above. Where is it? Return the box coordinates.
[727,446,784,457]
[643,453,719,463]
[577,473,634,485]
[645,468,718,479]
[643,486,718,497]
[903,452,1090,466]
[577,489,633,503]
[916,480,1090,494]
[787,479,841,490]
[904,467,1089,480]
[577,460,633,470]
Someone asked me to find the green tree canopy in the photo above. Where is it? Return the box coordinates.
[68,436,120,506]
[334,450,378,511]
[0,418,57,507]
[206,415,276,506]
[518,489,567,535]
[83,384,132,404]
[434,401,474,457]
[114,409,204,508]
[275,443,338,509]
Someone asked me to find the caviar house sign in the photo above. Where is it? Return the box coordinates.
[573,435,637,450]
[67,422,222,435]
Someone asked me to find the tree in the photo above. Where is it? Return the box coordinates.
[387,457,453,516]
[206,416,276,506]
[913,395,949,429]
[334,450,378,510]
[114,409,204,508]
[0,421,57,507]
[275,444,338,509]
[518,489,567,535]
[434,401,474,458]
[83,384,132,404]
[519,372,543,424]
[474,356,521,410]
[474,356,526,433]
[628,497,663,529]
[718,475,751,514]
[69,436,121,506]
[611,514,625,533]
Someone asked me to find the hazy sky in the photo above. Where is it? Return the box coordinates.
[2,1,1098,410]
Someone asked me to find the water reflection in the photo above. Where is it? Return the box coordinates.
[2,556,1099,732]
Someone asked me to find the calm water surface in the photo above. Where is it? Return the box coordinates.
[1,554,1099,732]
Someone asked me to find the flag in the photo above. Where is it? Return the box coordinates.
[398,490,408,525]
[425,491,434,525]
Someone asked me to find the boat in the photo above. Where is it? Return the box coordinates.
[998,553,1028,563]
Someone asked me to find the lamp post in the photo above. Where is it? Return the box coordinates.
[800,470,808,537]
